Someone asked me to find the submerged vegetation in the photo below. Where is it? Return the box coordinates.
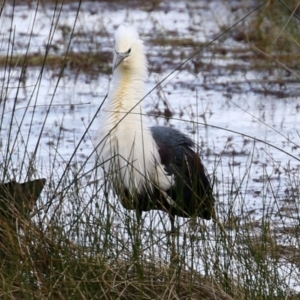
[0,0,300,299]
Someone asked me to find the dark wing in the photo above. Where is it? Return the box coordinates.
[150,126,214,219]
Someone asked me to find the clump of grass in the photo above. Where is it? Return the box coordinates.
[0,52,112,75]
[0,220,236,299]
[235,0,300,69]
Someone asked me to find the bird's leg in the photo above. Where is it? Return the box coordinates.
[131,208,142,262]
[131,208,144,277]
[136,207,142,227]
[135,208,143,246]
[169,214,177,263]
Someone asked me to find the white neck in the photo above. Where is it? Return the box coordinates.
[104,69,145,125]
[96,50,173,195]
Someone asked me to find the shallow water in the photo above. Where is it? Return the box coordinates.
[1,0,300,292]
[1,0,299,233]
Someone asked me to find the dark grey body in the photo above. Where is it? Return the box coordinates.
[120,126,215,221]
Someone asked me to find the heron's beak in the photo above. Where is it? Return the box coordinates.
[113,52,129,71]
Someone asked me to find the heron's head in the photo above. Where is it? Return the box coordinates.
[113,24,147,77]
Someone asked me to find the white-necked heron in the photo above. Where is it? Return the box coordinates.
[95,24,215,247]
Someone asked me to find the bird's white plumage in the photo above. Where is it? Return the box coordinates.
[95,24,173,202]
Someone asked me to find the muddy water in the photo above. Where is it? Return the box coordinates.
[0,1,300,292]
[1,1,300,288]
[1,1,300,219]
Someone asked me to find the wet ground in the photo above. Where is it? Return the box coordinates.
[1,0,300,292]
